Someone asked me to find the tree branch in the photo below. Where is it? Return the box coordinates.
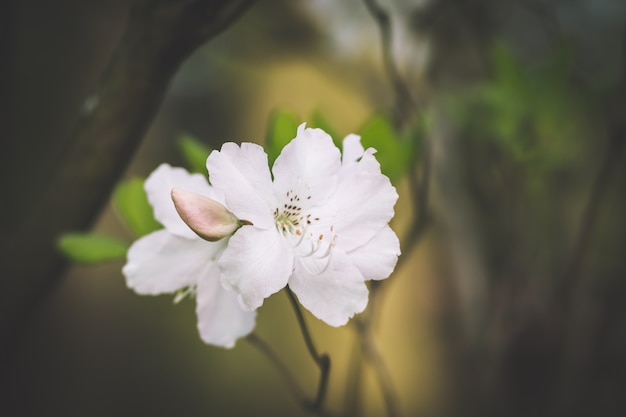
[1,0,256,343]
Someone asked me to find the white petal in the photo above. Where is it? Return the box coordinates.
[352,147,383,175]
[348,225,400,281]
[272,124,341,210]
[341,133,365,166]
[219,226,293,311]
[145,164,223,239]
[207,143,276,229]
[289,249,369,327]
[311,166,398,252]
[195,266,256,348]
[123,230,222,295]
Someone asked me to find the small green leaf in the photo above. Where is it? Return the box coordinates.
[309,109,342,147]
[178,133,212,174]
[113,178,161,237]
[358,115,415,183]
[491,42,525,95]
[266,108,299,166]
[57,233,129,263]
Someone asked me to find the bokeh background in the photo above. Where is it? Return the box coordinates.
[3,0,626,416]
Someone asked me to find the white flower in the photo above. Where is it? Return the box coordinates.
[206,123,400,326]
[122,164,256,348]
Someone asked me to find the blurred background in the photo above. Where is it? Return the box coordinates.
[2,0,626,416]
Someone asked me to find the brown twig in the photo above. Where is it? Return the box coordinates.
[285,288,332,414]
[246,332,307,407]
[556,17,626,309]
[347,2,434,416]
[362,0,415,127]
[353,306,401,417]
[557,133,624,308]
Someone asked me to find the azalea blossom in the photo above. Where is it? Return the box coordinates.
[122,164,256,348]
[204,123,400,326]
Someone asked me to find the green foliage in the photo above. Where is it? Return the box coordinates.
[178,133,212,174]
[464,42,583,169]
[113,178,162,237]
[57,233,129,263]
[358,115,418,184]
[445,42,595,274]
[265,108,299,166]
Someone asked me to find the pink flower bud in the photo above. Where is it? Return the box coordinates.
[171,188,240,241]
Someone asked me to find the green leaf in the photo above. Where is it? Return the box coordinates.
[265,108,299,166]
[491,42,526,96]
[178,133,212,174]
[309,109,342,147]
[358,115,415,183]
[113,178,161,237]
[468,42,584,167]
[57,233,129,264]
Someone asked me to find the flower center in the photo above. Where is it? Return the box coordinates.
[273,190,336,274]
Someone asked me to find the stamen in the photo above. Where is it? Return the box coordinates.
[275,202,337,274]
[289,228,306,248]
[313,239,335,259]
[296,233,317,256]
[300,251,333,275]
[173,286,195,304]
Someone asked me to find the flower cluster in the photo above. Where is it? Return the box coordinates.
[123,124,400,348]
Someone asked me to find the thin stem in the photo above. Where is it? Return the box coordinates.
[350,245,404,417]
[401,135,432,269]
[352,288,402,417]
[362,0,432,276]
[557,132,624,308]
[360,0,432,312]
[342,336,363,417]
[355,318,401,417]
[285,287,331,412]
[556,19,626,305]
[350,2,431,416]
[246,332,307,405]
[247,330,335,417]
[362,0,415,127]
